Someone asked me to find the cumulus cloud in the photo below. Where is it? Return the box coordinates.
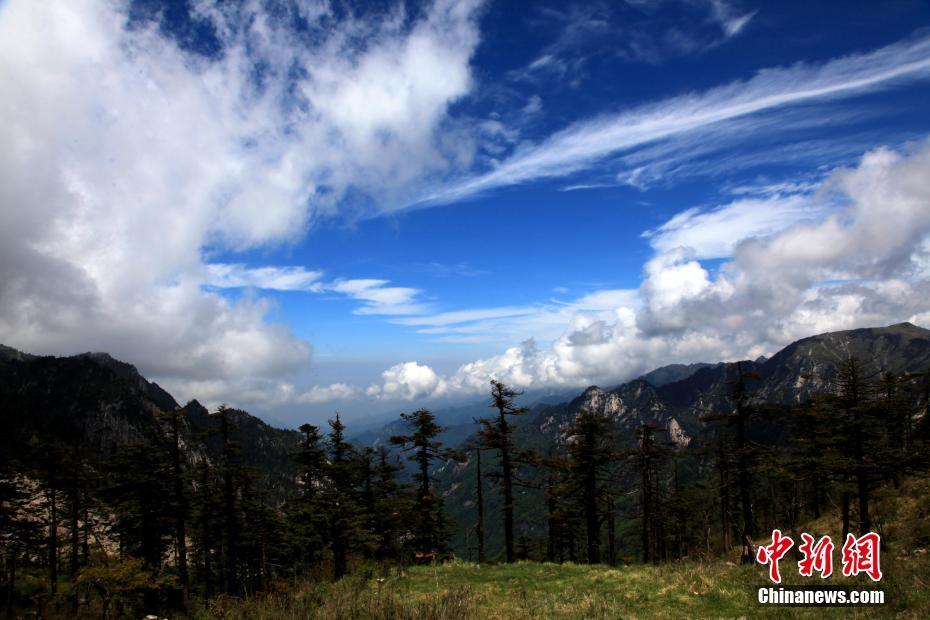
[0,0,482,406]
[368,361,447,400]
[369,143,930,399]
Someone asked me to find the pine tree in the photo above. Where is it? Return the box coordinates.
[390,408,452,554]
[104,442,174,571]
[370,446,406,561]
[191,460,221,599]
[473,446,486,563]
[475,380,528,563]
[564,409,616,564]
[163,407,189,609]
[542,454,566,564]
[287,423,327,571]
[322,414,359,580]
[633,421,672,563]
[834,356,878,535]
[730,361,759,564]
[211,405,242,594]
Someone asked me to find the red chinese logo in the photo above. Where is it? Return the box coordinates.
[756,529,794,584]
[841,532,882,582]
[798,533,834,578]
[758,530,883,583]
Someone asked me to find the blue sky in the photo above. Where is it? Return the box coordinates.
[3,0,930,426]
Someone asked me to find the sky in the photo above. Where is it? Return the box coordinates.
[2,0,930,428]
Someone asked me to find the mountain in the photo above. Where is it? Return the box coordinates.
[2,321,927,539]
[436,322,930,559]
[638,362,716,387]
[0,346,302,503]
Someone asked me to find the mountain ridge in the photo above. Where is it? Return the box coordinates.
[2,321,928,513]
[435,321,930,559]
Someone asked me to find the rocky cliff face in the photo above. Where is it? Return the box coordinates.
[536,322,930,451]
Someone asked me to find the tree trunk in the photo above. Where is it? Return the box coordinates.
[584,468,599,564]
[170,411,189,609]
[857,473,871,535]
[841,490,851,540]
[48,488,57,595]
[545,475,558,563]
[69,482,80,614]
[6,544,16,617]
[606,498,616,566]
[499,411,515,563]
[475,448,485,564]
[642,455,651,564]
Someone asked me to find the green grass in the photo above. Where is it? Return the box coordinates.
[199,555,930,619]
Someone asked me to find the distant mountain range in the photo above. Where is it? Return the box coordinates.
[433,322,930,559]
[2,322,928,524]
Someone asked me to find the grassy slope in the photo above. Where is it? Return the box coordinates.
[201,556,929,619]
[203,476,930,619]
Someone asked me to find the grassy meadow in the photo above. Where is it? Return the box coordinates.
[199,555,930,619]
[198,477,930,619]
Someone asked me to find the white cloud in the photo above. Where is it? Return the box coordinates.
[644,193,834,259]
[205,264,324,291]
[368,361,446,400]
[328,279,429,315]
[420,34,930,206]
[204,266,432,316]
[709,1,757,38]
[0,0,483,406]
[391,306,538,327]
[295,383,358,405]
[384,290,639,346]
[369,143,930,400]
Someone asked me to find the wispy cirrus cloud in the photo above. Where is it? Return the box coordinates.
[204,264,429,316]
[643,192,836,259]
[388,289,639,345]
[204,264,324,291]
[328,279,430,316]
[708,1,757,38]
[420,34,930,206]
[391,306,538,328]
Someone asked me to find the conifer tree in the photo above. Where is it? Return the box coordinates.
[390,408,452,554]
[542,454,567,564]
[729,361,759,564]
[211,405,242,594]
[834,356,878,535]
[473,445,486,563]
[287,423,327,571]
[163,407,189,608]
[191,460,221,599]
[633,421,672,563]
[104,442,175,573]
[475,380,529,563]
[322,414,359,580]
[564,409,616,564]
[370,446,406,561]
